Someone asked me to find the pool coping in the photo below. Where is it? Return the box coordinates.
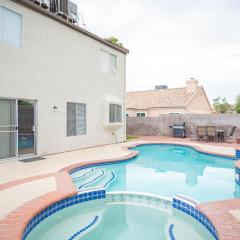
[0,172,77,240]
[0,141,239,240]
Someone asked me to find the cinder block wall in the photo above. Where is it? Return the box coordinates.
[127,115,240,139]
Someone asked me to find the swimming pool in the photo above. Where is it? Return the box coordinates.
[72,144,240,202]
[25,192,215,240]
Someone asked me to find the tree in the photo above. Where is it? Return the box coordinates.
[235,95,240,113]
[105,36,123,47]
[213,97,232,113]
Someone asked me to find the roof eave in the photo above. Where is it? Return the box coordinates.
[127,106,186,110]
[12,0,129,54]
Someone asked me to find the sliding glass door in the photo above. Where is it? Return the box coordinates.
[0,99,17,159]
[0,98,36,159]
[18,100,35,156]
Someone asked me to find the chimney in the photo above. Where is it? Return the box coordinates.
[186,78,198,93]
[155,85,168,90]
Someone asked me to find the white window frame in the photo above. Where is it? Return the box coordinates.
[0,5,23,48]
[67,102,87,137]
[109,103,122,123]
[100,49,117,75]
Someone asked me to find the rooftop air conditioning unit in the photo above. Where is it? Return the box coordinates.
[155,85,168,90]
[68,1,78,23]
[30,0,41,5]
[50,0,68,19]
[41,0,50,9]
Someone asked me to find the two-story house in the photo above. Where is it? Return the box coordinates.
[0,0,128,160]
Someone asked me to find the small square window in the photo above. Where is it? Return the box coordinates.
[137,112,145,117]
[100,50,117,75]
[109,104,122,123]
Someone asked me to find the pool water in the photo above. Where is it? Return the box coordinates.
[26,199,214,240]
[72,144,240,202]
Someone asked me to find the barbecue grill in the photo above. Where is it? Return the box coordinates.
[172,123,186,138]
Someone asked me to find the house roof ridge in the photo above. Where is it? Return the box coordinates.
[126,86,205,110]
[127,86,188,94]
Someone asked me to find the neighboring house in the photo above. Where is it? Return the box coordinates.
[127,79,212,117]
[0,0,128,160]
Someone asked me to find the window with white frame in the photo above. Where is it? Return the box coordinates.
[136,112,145,117]
[0,6,23,48]
[67,103,86,136]
[100,49,117,74]
[109,104,122,123]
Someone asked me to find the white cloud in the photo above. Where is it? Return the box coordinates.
[75,0,240,103]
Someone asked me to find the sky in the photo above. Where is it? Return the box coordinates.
[75,0,240,104]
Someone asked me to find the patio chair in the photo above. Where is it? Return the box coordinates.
[206,126,216,141]
[225,126,237,143]
[197,126,206,141]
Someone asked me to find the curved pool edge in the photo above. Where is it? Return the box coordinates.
[0,172,78,240]
[58,150,139,174]
[125,142,237,160]
[1,141,239,240]
[20,190,219,240]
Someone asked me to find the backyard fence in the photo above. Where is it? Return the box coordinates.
[126,114,240,139]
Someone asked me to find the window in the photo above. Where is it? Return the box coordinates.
[137,112,145,117]
[0,6,23,48]
[67,103,86,136]
[100,49,117,74]
[109,104,122,123]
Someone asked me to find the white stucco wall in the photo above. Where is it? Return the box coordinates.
[0,0,127,155]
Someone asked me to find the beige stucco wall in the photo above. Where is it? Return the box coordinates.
[186,90,212,114]
[0,0,126,156]
[127,108,187,117]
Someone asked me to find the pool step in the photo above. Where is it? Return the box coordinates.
[86,171,115,189]
[73,169,102,186]
[72,168,116,190]
[71,168,95,180]
[78,170,105,189]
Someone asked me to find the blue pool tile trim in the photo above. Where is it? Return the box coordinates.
[78,170,105,189]
[236,149,240,159]
[235,167,240,185]
[172,197,218,240]
[70,155,137,175]
[104,172,115,188]
[168,224,175,240]
[22,189,106,240]
[68,215,99,240]
[72,168,95,180]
